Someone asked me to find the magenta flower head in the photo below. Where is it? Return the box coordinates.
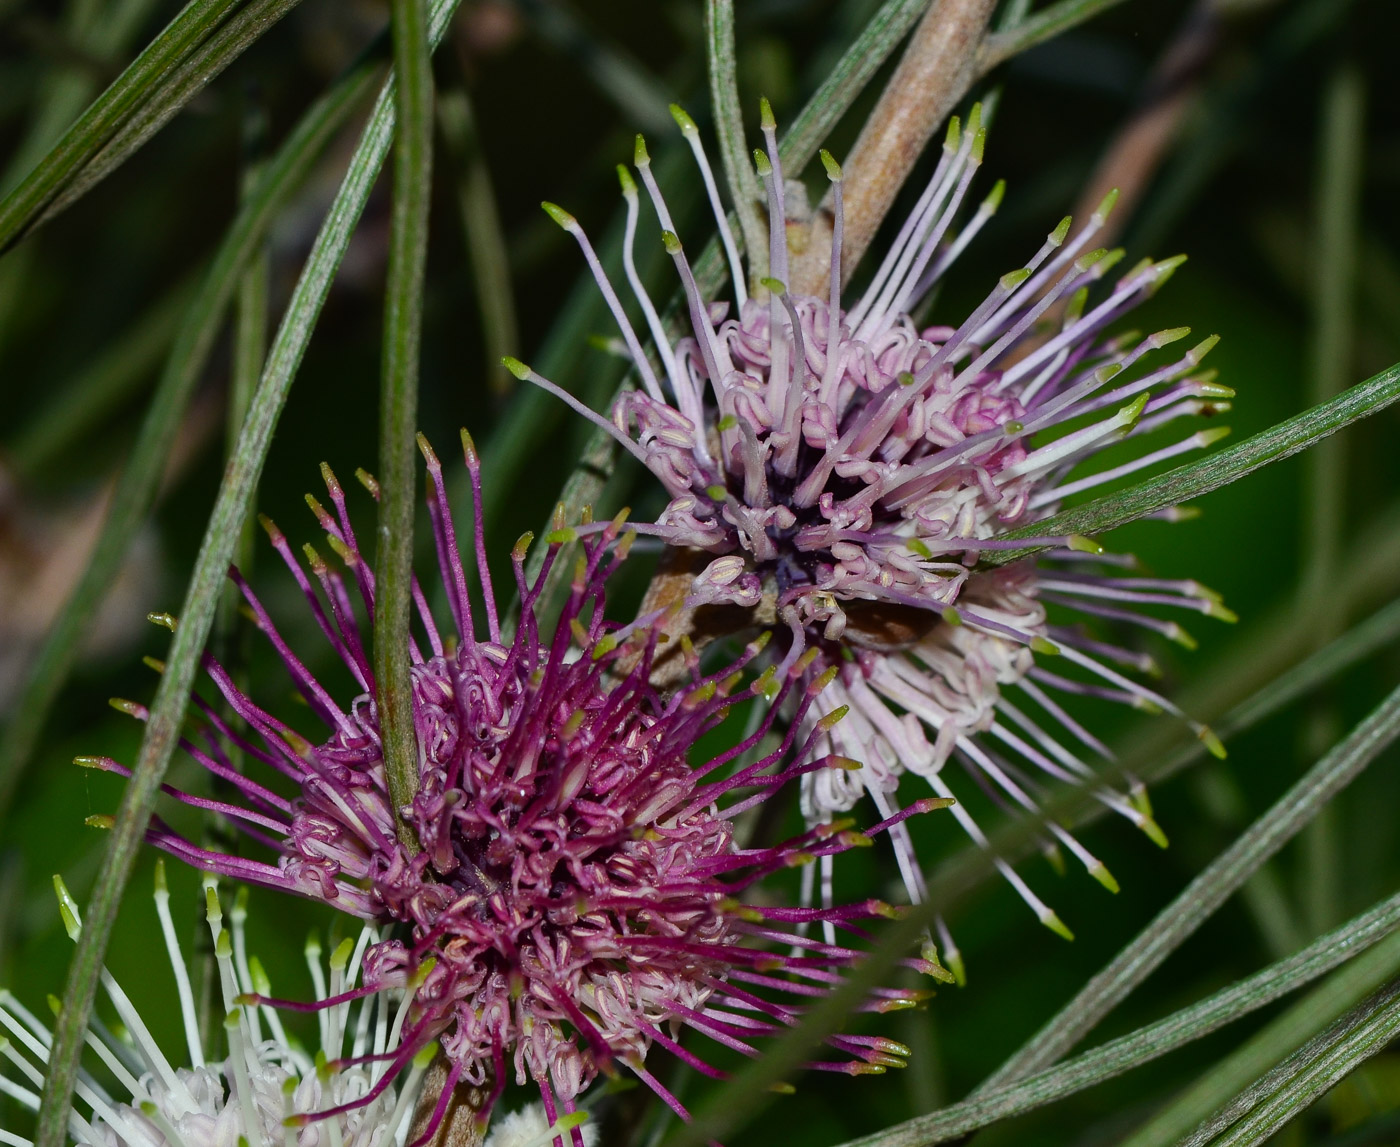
[518,99,1236,959]
[90,434,951,1141]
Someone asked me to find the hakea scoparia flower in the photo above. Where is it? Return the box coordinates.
[87,437,952,1144]
[1,865,435,1147]
[514,98,1237,959]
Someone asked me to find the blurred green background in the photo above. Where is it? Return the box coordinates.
[3,0,1400,1143]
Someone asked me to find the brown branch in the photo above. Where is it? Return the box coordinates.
[790,0,998,296]
[411,1057,491,1147]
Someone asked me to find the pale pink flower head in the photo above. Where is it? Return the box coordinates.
[522,100,1236,960]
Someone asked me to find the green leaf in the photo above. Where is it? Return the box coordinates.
[705,0,765,280]
[981,680,1400,1092]
[375,0,435,844]
[661,681,1400,1147]
[0,41,385,828]
[36,0,307,232]
[0,0,242,252]
[30,3,464,1142]
[1122,926,1400,1147]
[826,887,1400,1146]
[983,359,1400,566]
[977,0,1131,72]
[1198,985,1400,1146]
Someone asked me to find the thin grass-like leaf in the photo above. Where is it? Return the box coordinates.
[376,0,434,836]
[0,0,241,252]
[977,0,1131,72]
[0,47,385,828]
[984,360,1400,566]
[1122,926,1400,1147]
[826,888,1400,1147]
[705,0,764,279]
[37,0,306,230]
[1203,985,1400,1146]
[983,681,1400,1092]
[661,681,1400,1147]
[30,4,464,1141]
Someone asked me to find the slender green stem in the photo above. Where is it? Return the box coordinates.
[1122,928,1400,1147]
[376,0,434,845]
[828,889,1400,1147]
[1299,64,1364,940]
[983,360,1400,566]
[31,6,463,1141]
[0,0,240,252]
[977,0,1129,72]
[1205,986,1400,1147]
[0,47,383,830]
[705,0,764,281]
[981,681,1400,1093]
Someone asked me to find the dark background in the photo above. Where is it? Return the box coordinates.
[2,0,1400,1143]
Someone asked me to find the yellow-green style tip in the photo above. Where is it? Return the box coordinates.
[1199,726,1228,759]
[1094,187,1120,221]
[1140,816,1170,849]
[1041,910,1075,942]
[759,96,775,130]
[819,149,842,181]
[501,356,531,381]
[53,875,82,940]
[1089,862,1120,894]
[633,134,650,165]
[541,201,576,229]
[669,103,697,133]
[661,230,683,254]
[1067,533,1103,554]
[1030,636,1060,656]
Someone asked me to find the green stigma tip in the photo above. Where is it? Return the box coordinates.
[1089,862,1120,894]
[943,606,962,627]
[53,875,81,940]
[661,230,682,254]
[633,134,650,165]
[412,1042,439,1070]
[501,356,530,381]
[1198,426,1232,448]
[1041,911,1075,942]
[944,115,961,151]
[971,127,986,163]
[1000,267,1031,291]
[1206,600,1238,623]
[1118,392,1150,424]
[759,276,788,295]
[1140,816,1170,849]
[1095,187,1120,220]
[1200,727,1228,759]
[819,149,842,181]
[669,103,696,133]
[616,163,636,194]
[759,96,775,129]
[1067,534,1103,554]
[752,148,772,177]
[1049,215,1072,245]
[1154,325,1191,347]
[540,201,575,229]
[1030,636,1060,656]
[985,178,1007,212]
[329,937,353,970]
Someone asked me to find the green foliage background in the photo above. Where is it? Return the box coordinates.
[2,0,1400,1143]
